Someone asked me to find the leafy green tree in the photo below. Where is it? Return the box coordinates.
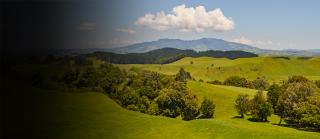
[250,90,273,121]
[224,76,253,88]
[181,93,199,121]
[147,101,160,115]
[294,95,320,129]
[276,82,318,125]
[200,98,215,118]
[156,88,184,118]
[175,68,192,82]
[315,80,320,88]
[138,86,158,99]
[267,84,282,110]
[252,77,269,90]
[235,94,250,118]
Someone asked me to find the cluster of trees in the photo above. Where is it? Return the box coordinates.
[61,63,215,121]
[235,91,273,121]
[92,48,258,64]
[235,75,320,130]
[208,76,270,90]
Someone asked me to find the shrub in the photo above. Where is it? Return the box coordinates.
[267,84,282,110]
[181,93,199,121]
[175,68,192,82]
[235,94,250,118]
[224,76,250,88]
[252,77,269,90]
[200,98,215,118]
[207,80,223,85]
[250,91,273,121]
[315,80,320,88]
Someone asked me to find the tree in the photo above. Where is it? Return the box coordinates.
[224,76,253,88]
[252,77,269,90]
[250,90,273,121]
[156,88,184,118]
[315,80,320,88]
[181,93,200,121]
[235,94,250,118]
[200,98,215,118]
[175,68,192,82]
[267,84,282,110]
[276,82,318,125]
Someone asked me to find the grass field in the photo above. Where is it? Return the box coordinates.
[8,81,320,139]
[117,56,320,82]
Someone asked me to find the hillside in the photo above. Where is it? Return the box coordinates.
[90,48,257,64]
[110,38,320,56]
[6,82,320,139]
[117,56,320,82]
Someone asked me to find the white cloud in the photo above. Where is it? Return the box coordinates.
[231,36,254,45]
[231,36,273,46]
[116,28,136,34]
[135,4,234,33]
[78,22,96,31]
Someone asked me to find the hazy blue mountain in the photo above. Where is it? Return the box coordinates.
[110,38,320,56]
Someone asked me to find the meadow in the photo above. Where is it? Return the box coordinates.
[14,81,320,139]
[6,56,320,139]
[117,56,320,82]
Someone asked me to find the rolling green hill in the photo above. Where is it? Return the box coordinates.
[9,81,320,139]
[117,56,320,82]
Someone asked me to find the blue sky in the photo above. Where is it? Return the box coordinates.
[70,0,320,50]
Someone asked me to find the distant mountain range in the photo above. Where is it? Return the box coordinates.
[108,38,320,56]
[23,38,318,57]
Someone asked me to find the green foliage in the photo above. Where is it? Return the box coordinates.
[181,93,200,121]
[175,68,192,82]
[315,80,320,88]
[267,84,282,110]
[207,80,223,85]
[250,91,273,121]
[252,77,269,90]
[92,48,258,64]
[235,94,250,118]
[287,75,310,84]
[200,98,215,118]
[224,76,253,88]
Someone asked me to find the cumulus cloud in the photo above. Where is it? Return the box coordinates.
[231,36,274,47]
[231,36,254,45]
[135,4,234,32]
[78,22,96,31]
[116,28,136,34]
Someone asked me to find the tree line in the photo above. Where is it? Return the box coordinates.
[91,47,258,64]
[208,76,270,90]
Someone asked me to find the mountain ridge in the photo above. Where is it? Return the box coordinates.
[110,38,320,56]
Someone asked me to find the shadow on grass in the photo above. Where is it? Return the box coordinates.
[271,123,320,133]
[247,118,269,123]
[232,116,244,119]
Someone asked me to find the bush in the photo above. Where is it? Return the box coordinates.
[207,80,223,85]
[200,98,215,118]
[315,80,320,88]
[267,84,282,110]
[224,76,252,88]
[156,88,184,118]
[250,91,273,121]
[252,77,269,90]
[181,93,199,121]
[175,68,192,82]
[235,94,250,118]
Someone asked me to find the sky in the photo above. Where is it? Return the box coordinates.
[4,0,320,50]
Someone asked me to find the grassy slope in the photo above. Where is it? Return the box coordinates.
[14,82,319,139]
[117,56,320,82]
